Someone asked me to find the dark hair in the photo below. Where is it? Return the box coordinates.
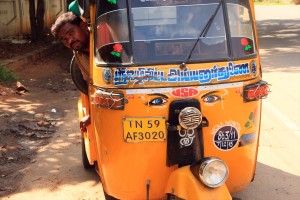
[51,12,82,38]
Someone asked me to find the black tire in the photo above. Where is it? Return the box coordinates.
[103,189,119,200]
[167,194,184,200]
[81,137,94,169]
[70,56,88,95]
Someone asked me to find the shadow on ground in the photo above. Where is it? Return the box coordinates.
[257,19,300,72]
[233,162,300,200]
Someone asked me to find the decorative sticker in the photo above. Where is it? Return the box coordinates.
[145,93,168,106]
[111,44,122,57]
[114,62,250,86]
[103,69,112,83]
[179,129,195,147]
[241,38,252,51]
[239,132,257,147]
[107,0,117,5]
[127,95,134,100]
[251,60,257,77]
[171,87,199,98]
[244,106,259,129]
[200,89,228,106]
[212,121,240,151]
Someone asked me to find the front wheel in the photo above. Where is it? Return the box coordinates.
[103,189,119,200]
[81,137,94,168]
[167,194,184,200]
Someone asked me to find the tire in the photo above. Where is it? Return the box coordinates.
[70,56,88,95]
[81,137,94,169]
[167,194,184,200]
[103,189,119,200]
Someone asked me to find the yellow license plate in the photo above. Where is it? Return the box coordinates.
[123,117,166,142]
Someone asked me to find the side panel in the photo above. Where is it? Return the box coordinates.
[90,77,262,199]
[78,93,98,164]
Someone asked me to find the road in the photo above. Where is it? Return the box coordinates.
[3,5,300,200]
[232,5,300,200]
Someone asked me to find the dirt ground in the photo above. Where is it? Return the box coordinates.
[1,5,300,199]
[0,42,79,197]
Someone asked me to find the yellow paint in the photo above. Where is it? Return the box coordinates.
[77,1,264,199]
[78,93,98,165]
[165,166,232,200]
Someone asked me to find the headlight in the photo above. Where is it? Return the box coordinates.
[198,157,228,188]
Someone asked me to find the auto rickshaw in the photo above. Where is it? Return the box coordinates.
[70,0,270,199]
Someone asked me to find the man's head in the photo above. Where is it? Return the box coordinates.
[51,12,89,52]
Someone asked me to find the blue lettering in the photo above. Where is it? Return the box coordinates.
[167,69,178,82]
[113,62,250,86]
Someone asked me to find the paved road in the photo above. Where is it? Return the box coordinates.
[4,5,300,200]
[233,5,300,200]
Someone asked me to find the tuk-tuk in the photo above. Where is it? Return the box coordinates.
[71,0,270,199]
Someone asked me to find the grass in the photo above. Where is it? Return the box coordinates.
[0,65,18,83]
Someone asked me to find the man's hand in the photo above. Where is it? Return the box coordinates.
[80,115,91,134]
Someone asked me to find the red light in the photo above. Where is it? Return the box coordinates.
[91,95,100,105]
[91,90,125,110]
[244,81,270,102]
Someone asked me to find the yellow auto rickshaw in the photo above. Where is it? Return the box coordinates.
[70,0,270,199]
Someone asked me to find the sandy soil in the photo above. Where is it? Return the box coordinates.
[1,5,299,200]
[0,46,102,198]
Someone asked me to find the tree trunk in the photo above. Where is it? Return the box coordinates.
[29,0,37,42]
[36,0,45,41]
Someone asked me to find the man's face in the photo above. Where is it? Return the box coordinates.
[57,22,89,52]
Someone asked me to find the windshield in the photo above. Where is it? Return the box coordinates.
[95,0,256,65]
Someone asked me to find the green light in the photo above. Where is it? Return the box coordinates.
[111,51,121,57]
[108,0,117,4]
[245,45,252,51]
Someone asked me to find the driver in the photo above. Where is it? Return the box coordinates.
[51,12,90,133]
[51,12,90,82]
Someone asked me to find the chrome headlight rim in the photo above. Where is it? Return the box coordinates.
[178,107,202,130]
[198,157,229,188]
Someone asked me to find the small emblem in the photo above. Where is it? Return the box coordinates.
[179,129,195,147]
[241,38,252,51]
[251,60,257,76]
[103,69,112,83]
[107,0,117,5]
[111,44,122,57]
[171,87,199,98]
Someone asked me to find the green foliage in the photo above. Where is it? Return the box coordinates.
[0,65,18,83]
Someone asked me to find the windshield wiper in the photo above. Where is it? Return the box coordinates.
[180,1,223,69]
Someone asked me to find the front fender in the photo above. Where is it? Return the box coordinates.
[165,166,232,200]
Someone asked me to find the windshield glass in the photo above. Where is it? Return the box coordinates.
[227,2,256,57]
[95,0,256,65]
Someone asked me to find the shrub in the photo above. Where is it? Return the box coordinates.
[0,65,18,83]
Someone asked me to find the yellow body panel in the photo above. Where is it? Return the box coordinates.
[165,166,232,200]
[79,1,264,199]
[78,93,98,165]
[87,78,261,199]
